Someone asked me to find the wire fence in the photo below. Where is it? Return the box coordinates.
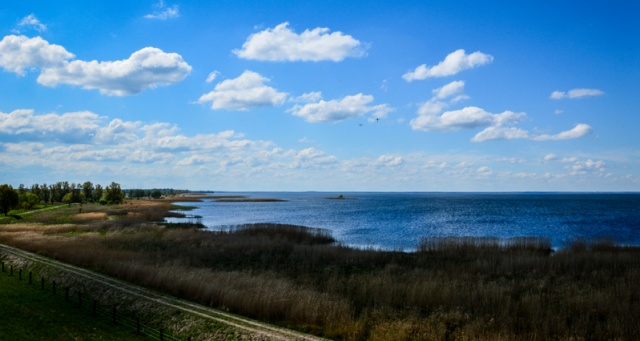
[1,261,184,341]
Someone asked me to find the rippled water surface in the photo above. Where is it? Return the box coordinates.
[167,192,640,250]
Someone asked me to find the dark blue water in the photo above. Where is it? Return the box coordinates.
[167,192,640,250]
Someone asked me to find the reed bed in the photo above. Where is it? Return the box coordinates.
[1,201,639,340]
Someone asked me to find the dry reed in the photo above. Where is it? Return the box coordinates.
[1,201,638,340]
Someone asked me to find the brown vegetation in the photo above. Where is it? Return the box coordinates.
[1,200,639,340]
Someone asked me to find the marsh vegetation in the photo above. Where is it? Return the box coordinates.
[1,200,639,340]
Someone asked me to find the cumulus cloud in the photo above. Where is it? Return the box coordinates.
[289,93,392,123]
[376,155,403,167]
[550,88,604,99]
[233,22,365,62]
[432,80,467,100]
[410,81,593,143]
[531,124,593,141]
[14,14,47,33]
[411,106,525,132]
[0,107,631,190]
[290,91,323,103]
[416,80,468,116]
[403,49,493,81]
[0,35,73,75]
[37,47,192,96]
[471,126,530,142]
[198,70,287,110]
[0,35,191,95]
[144,0,180,20]
[0,109,102,143]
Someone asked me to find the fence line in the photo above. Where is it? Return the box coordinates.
[1,260,184,341]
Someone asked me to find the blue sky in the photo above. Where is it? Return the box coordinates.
[1,1,639,191]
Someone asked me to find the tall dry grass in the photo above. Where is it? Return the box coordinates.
[1,202,639,340]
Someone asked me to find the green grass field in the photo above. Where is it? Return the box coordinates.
[0,269,142,340]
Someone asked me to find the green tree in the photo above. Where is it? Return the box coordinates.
[82,181,94,202]
[41,183,50,204]
[93,184,103,203]
[20,193,41,209]
[30,183,42,201]
[0,184,19,216]
[62,192,73,206]
[104,182,124,205]
[151,189,162,199]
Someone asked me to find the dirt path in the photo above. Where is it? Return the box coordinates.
[0,243,328,341]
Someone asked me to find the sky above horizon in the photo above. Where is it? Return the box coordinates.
[1,1,639,191]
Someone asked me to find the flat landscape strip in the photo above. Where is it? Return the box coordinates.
[0,243,328,341]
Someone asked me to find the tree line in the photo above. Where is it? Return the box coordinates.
[0,182,190,216]
[0,181,125,216]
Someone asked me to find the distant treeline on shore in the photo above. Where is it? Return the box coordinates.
[0,180,193,215]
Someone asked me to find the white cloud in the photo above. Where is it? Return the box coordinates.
[433,80,466,99]
[14,14,47,33]
[410,82,593,143]
[532,124,593,141]
[0,107,629,191]
[37,47,192,96]
[290,91,323,103]
[571,159,606,175]
[0,35,191,95]
[144,0,180,20]
[411,106,525,132]
[0,109,102,143]
[198,70,287,110]
[94,118,143,144]
[289,93,392,123]
[550,88,604,99]
[496,157,527,164]
[376,155,403,167]
[206,71,220,83]
[416,80,468,116]
[471,126,530,142]
[476,166,493,177]
[403,49,493,81]
[233,22,365,62]
[417,100,448,116]
[284,147,338,170]
[0,35,73,75]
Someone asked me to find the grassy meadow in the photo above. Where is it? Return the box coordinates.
[0,264,142,340]
[1,199,639,340]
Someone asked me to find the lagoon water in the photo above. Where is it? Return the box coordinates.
[167,192,640,250]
